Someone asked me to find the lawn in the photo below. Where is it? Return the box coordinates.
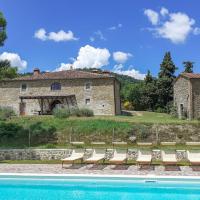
[1,111,199,149]
[94,111,199,124]
[9,111,199,126]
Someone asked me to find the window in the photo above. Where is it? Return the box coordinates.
[21,83,27,92]
[85,98,90,105]
[85,82,91,90]
[51,82,61,91]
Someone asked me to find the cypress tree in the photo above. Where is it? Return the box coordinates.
[157,52,177,110]
[0,11,7,46]
[144,70,153,84]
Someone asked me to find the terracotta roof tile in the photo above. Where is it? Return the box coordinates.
[13,70,114,81]
[181,73,200,79]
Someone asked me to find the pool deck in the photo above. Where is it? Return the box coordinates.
[1,164,200,176]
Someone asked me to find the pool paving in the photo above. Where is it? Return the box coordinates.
[1,164,200,176]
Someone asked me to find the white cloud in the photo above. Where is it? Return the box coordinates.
[0,52,27,71]
[113,64,146,80]
[193,27,200,35]
[144,9,159,25]
[144,8,196,44]
[55,45,110,71]
[108,23,122,31]
[113,51,132,63]
[55,63,72,71]
[90,30,106,42]
[160,7,169,16]
[94,30,106,40]
[34,28,78,42]
[34,28,47,41]
[73,45,110,69]
[156,12,195,43]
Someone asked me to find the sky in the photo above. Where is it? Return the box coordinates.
[0,0,200,79]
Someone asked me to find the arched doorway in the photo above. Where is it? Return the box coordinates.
[50,100,62,111]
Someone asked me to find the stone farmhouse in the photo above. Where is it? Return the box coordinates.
[174,73,200,120]
[0,68,121,116]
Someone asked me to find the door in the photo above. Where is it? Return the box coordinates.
[19,102,26,115]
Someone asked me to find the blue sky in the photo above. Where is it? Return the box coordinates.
[0,0,200,79]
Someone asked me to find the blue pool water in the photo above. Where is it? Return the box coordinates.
[0,176,200,200]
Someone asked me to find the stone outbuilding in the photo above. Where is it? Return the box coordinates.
[0,69,121,116]
[174,73,200,120]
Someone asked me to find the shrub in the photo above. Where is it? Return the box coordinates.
[74,108,94,117]
[0,122,25,139]
[29,122,57,144]
[70,107,80,116]
[0,106,16,120]
[53,107,70,119]
[132,124,151,141]
[155,107,166,113]
[169,105,178,118]
[123,101,133,110]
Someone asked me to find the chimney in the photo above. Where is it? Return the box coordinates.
[33,68,40,76]
[102,70,110,74]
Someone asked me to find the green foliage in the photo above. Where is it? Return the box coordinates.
[183,61,194,73]
[170,105,178,118]
[123,101,133,110]
[0,60,18,80]
[144,70,153,84]
[155,107,166,113]
[0,122,24,139]
[156,52,177,109]
[0,11,7,46]
[158,52,177,79]
[132,124,150,141]
[0,106,16,121]
[128,83,145,110]
[53,107,70,119]
[74,108,94,117]
[29,122,57,144]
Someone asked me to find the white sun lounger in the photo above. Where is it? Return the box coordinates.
[136,150,152,165]
[186,150,200,165]
[186,142,200,146]
[61,149,85,167]
[161,151,177,165]
[160,142,176,146]
[109,149,127,164]
[84,149,106,164]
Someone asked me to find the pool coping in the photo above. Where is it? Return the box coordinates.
[0,173,200,180]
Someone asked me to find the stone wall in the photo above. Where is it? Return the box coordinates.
[0,77,120,116]
[114,80,121,115]
[0,149,190,161]
[173,77,190,118]
[191,79,200,119]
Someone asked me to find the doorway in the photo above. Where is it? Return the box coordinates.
[19,102,26,115]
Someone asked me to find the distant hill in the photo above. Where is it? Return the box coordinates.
[78,68,142,85]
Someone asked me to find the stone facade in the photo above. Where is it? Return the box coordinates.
[174,76,191,119]
[174,73,200,119]
[0,70,121,116]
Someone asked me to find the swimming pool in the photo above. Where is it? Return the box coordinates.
[0,174,200,200]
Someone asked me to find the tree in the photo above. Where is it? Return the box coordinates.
[144,70,153,84]
[183,61,194,73]
[159,52,176,80]
[128,83,146,110]
[0,11,7,46]
[157,52,177,110]
[0,60,18,80]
